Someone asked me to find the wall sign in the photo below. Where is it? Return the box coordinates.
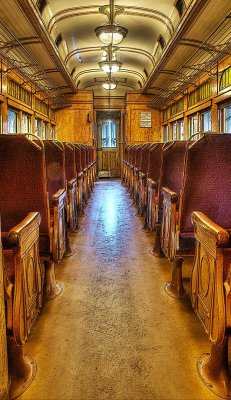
[140,112,152,127]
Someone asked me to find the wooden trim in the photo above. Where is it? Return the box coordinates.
[0,223,9,400]
[7,98,33,114]
[34,111,50,122]
[169,112,184,122]
[185,99,212,116]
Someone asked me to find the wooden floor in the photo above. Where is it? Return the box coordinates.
[19,180,219,400]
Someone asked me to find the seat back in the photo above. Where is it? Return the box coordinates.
[0,135,49,234]
[140,143,151,174]
[148,142,164,182]
[80,145,87,170]
[135,145,143,170]
[180,134,231,232]
[74,144,82,174]
[160,141,188,207]
[43,140,66,200]
[64,142,76,182]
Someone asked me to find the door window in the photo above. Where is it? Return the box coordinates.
[102,120,116,148]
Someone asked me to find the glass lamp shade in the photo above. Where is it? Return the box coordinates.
[95,24,128,45]
[102,82,117,90]
[99,60,122,73]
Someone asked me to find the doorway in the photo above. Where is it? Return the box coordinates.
[96,111,121,178]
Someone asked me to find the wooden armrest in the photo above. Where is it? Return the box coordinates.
[52,188,66,205]
[3,212,41,248]
[192,211,229,247]
[161,187,178,203]
[147,178,157,189]
[139,172,146,179]
[161,188,178,259]
[3,212,42,344]
[68,178,77,189]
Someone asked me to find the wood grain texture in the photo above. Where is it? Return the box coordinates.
[55,92,94,144]
[125,93,161,144]
[0,224,9,400]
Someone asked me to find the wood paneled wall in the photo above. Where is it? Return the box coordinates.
[125,92,161,144]
[0,230,9,400]
[55,91,94,145]
[161,55,231,140]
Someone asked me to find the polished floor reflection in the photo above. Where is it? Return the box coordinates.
[20,180,218,400]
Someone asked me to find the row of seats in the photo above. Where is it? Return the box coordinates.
[122,134,231,399]
[0,134,96,399]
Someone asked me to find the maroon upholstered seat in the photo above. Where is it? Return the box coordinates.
[43,140,72,258]
[189,135,231,397]
[43,140,66,202]
[64,142,78,232]
[0,136,49,235]
[164,133,231,299]
[74,144,84,213]
[133,144,143,203]
[145,142,164,231]
[180,134,231,233]
[160,141,188,209]
[0,135,53,396]
[138,143,151,215]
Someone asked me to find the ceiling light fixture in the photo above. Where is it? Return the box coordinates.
[99,60,122,73]
[95,0,128,45]
[99,44,122,73]
[102,80,117,90]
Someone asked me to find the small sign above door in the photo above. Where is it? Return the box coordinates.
[140,112,152,128]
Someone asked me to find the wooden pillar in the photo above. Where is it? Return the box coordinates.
[0,221,9,400]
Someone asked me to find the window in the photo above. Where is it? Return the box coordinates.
[220,104,231,133]
[178,119,184,140]
[21,112,31,133]
[42,121,47,139]
[8,109,18,133]
[51,125,56,139]
[164,125,168,142]
[220,66,231,91]
[35,117,41,137]
[35,98,48,115]
[188,82,212,107]
[50,108,55,121]
[200,110,211,132]
[8,79,31,106]
[170,98,184,117]
[171,122,177,140]
[188,114,198,139]
[170,119,184,140]
[102,120,116,148]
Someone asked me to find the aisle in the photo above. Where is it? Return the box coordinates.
[20,180,217,400]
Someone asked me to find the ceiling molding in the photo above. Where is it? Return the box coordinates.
[142,0,211,93]
[15,0,76,91]
[73,68,146,84]
[47,5,174,37]
[65,46,155,67]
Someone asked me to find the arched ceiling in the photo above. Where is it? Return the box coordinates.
[44,0,177,97]
[0,0,230,108]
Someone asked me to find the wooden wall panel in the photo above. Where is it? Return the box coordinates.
[55,91,94,144]
[125,92,161,144]
[0,227,9,400]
